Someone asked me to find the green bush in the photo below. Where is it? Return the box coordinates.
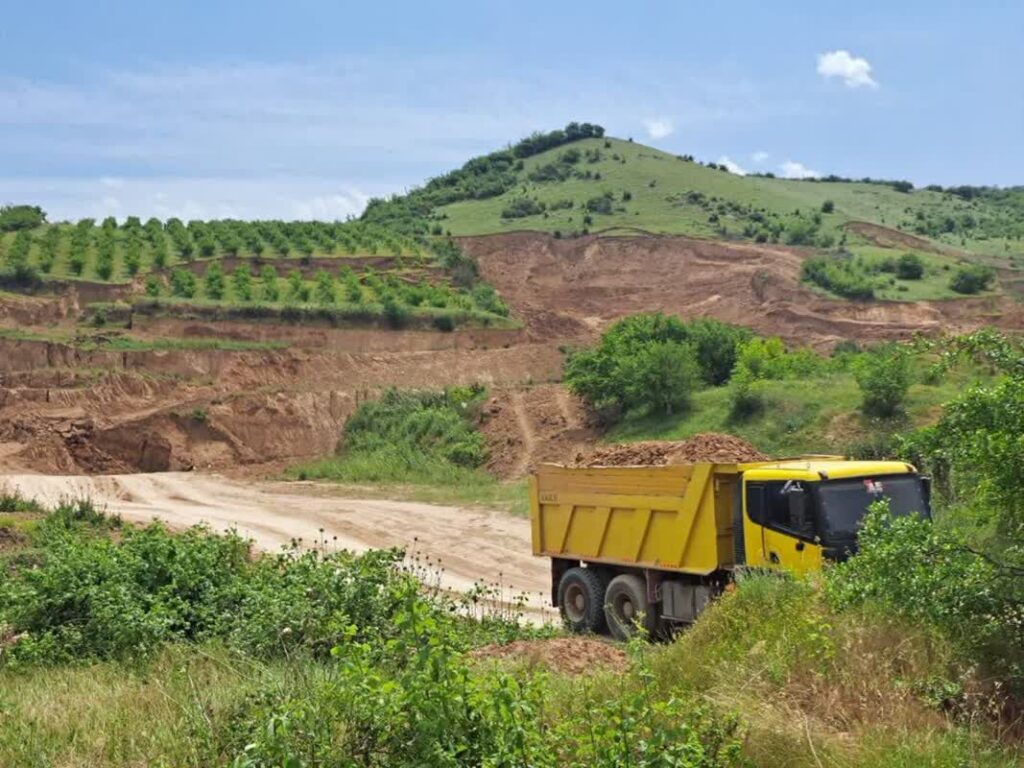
[949,264,995,294]
[802,256,875,300]
[340,387,487,472]
[827,502,1023,691]
[565,314,751,420]
[501,197,546,219]
[854,345,911,418]
[0,205,46,232]
[897,252,925,280]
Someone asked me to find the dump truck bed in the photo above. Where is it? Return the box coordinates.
[529,462,740,575]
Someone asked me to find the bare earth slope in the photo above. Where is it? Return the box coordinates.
[463,232,1024,347]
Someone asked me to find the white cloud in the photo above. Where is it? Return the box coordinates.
[644,118,675,140]
[717,156,747,175]
[817,50,878,89]
[779,160,821,179]
[0,176,378,222]
[751,150,769,164]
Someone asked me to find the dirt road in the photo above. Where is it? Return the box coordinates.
[0,472,553,620]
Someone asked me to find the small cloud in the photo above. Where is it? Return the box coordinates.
[779,160,821,179]
[99,176,125,189]
[817,50,878,89]
[643,118,674,140]
[751,150,769,164]
[717,156,747,176]
[291,191,369,221]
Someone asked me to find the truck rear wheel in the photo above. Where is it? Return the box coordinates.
[557,567,607,634]
[604,574,651,641]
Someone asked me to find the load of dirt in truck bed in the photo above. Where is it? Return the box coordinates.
[470,637,628,676]
[574,433,768,467]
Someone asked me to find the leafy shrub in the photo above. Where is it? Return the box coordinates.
[566,313,730,419]
[949,264,995,294]
[341,387,487,470]
[727,368,764,421]
[585,192,615,214]
[897,252,925,280]
[827,502,1024,691]
[821,200,835,213]
[501,197,546,219]
[0,506,435,665]
[802,255,875,300]
[854,345,911,418]
[0,205,46,232]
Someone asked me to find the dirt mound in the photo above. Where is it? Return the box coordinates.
[470,637,627,675]
[575,433,768,467]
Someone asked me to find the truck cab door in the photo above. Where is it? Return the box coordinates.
[743,479,823,574]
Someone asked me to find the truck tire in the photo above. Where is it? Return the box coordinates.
[604,574,652,642]
[558,567,608,634]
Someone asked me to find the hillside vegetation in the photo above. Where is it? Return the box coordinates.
[363,125,1024,301]
[0,214,512,329]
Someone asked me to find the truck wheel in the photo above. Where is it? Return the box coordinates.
[558,567,607,634]
[604,574,651,642]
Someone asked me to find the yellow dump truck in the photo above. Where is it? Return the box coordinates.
[529,457,930,639]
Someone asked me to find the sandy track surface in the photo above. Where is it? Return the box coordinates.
[0,472,552,619]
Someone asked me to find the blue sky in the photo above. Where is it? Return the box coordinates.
[1,1,1020,220]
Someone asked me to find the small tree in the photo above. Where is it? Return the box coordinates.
[949,264,994,294]
[625,342,702,415]
[820,200,835,214]
[145,275,163,297]
[287,269,308,303]
[314,269,336,305]
[260,266,279,302]
[855,346,911,418]
[897,253,924,280]
[233,264,253,302]
[170,269,197,298]
[204,262,226,300]
[124,240,142,276]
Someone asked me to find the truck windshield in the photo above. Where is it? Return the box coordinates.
[816,475,928,541]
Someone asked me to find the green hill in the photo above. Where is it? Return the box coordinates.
[363,125,1024,302]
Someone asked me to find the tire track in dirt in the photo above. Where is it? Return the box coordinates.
[510,391,536,478]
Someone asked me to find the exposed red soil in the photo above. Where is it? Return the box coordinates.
[470,637,628,675]
[461,232,1024,348]
[479,384,600,479]
[573,433,768,467]
[0,333,565,474]
[2,231,1021,478]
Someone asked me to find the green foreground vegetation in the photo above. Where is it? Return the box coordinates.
[0,488,1021,766]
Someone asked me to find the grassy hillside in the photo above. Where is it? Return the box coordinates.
[364,127,1024,301]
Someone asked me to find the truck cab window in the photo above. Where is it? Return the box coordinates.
[746,481,796,530]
